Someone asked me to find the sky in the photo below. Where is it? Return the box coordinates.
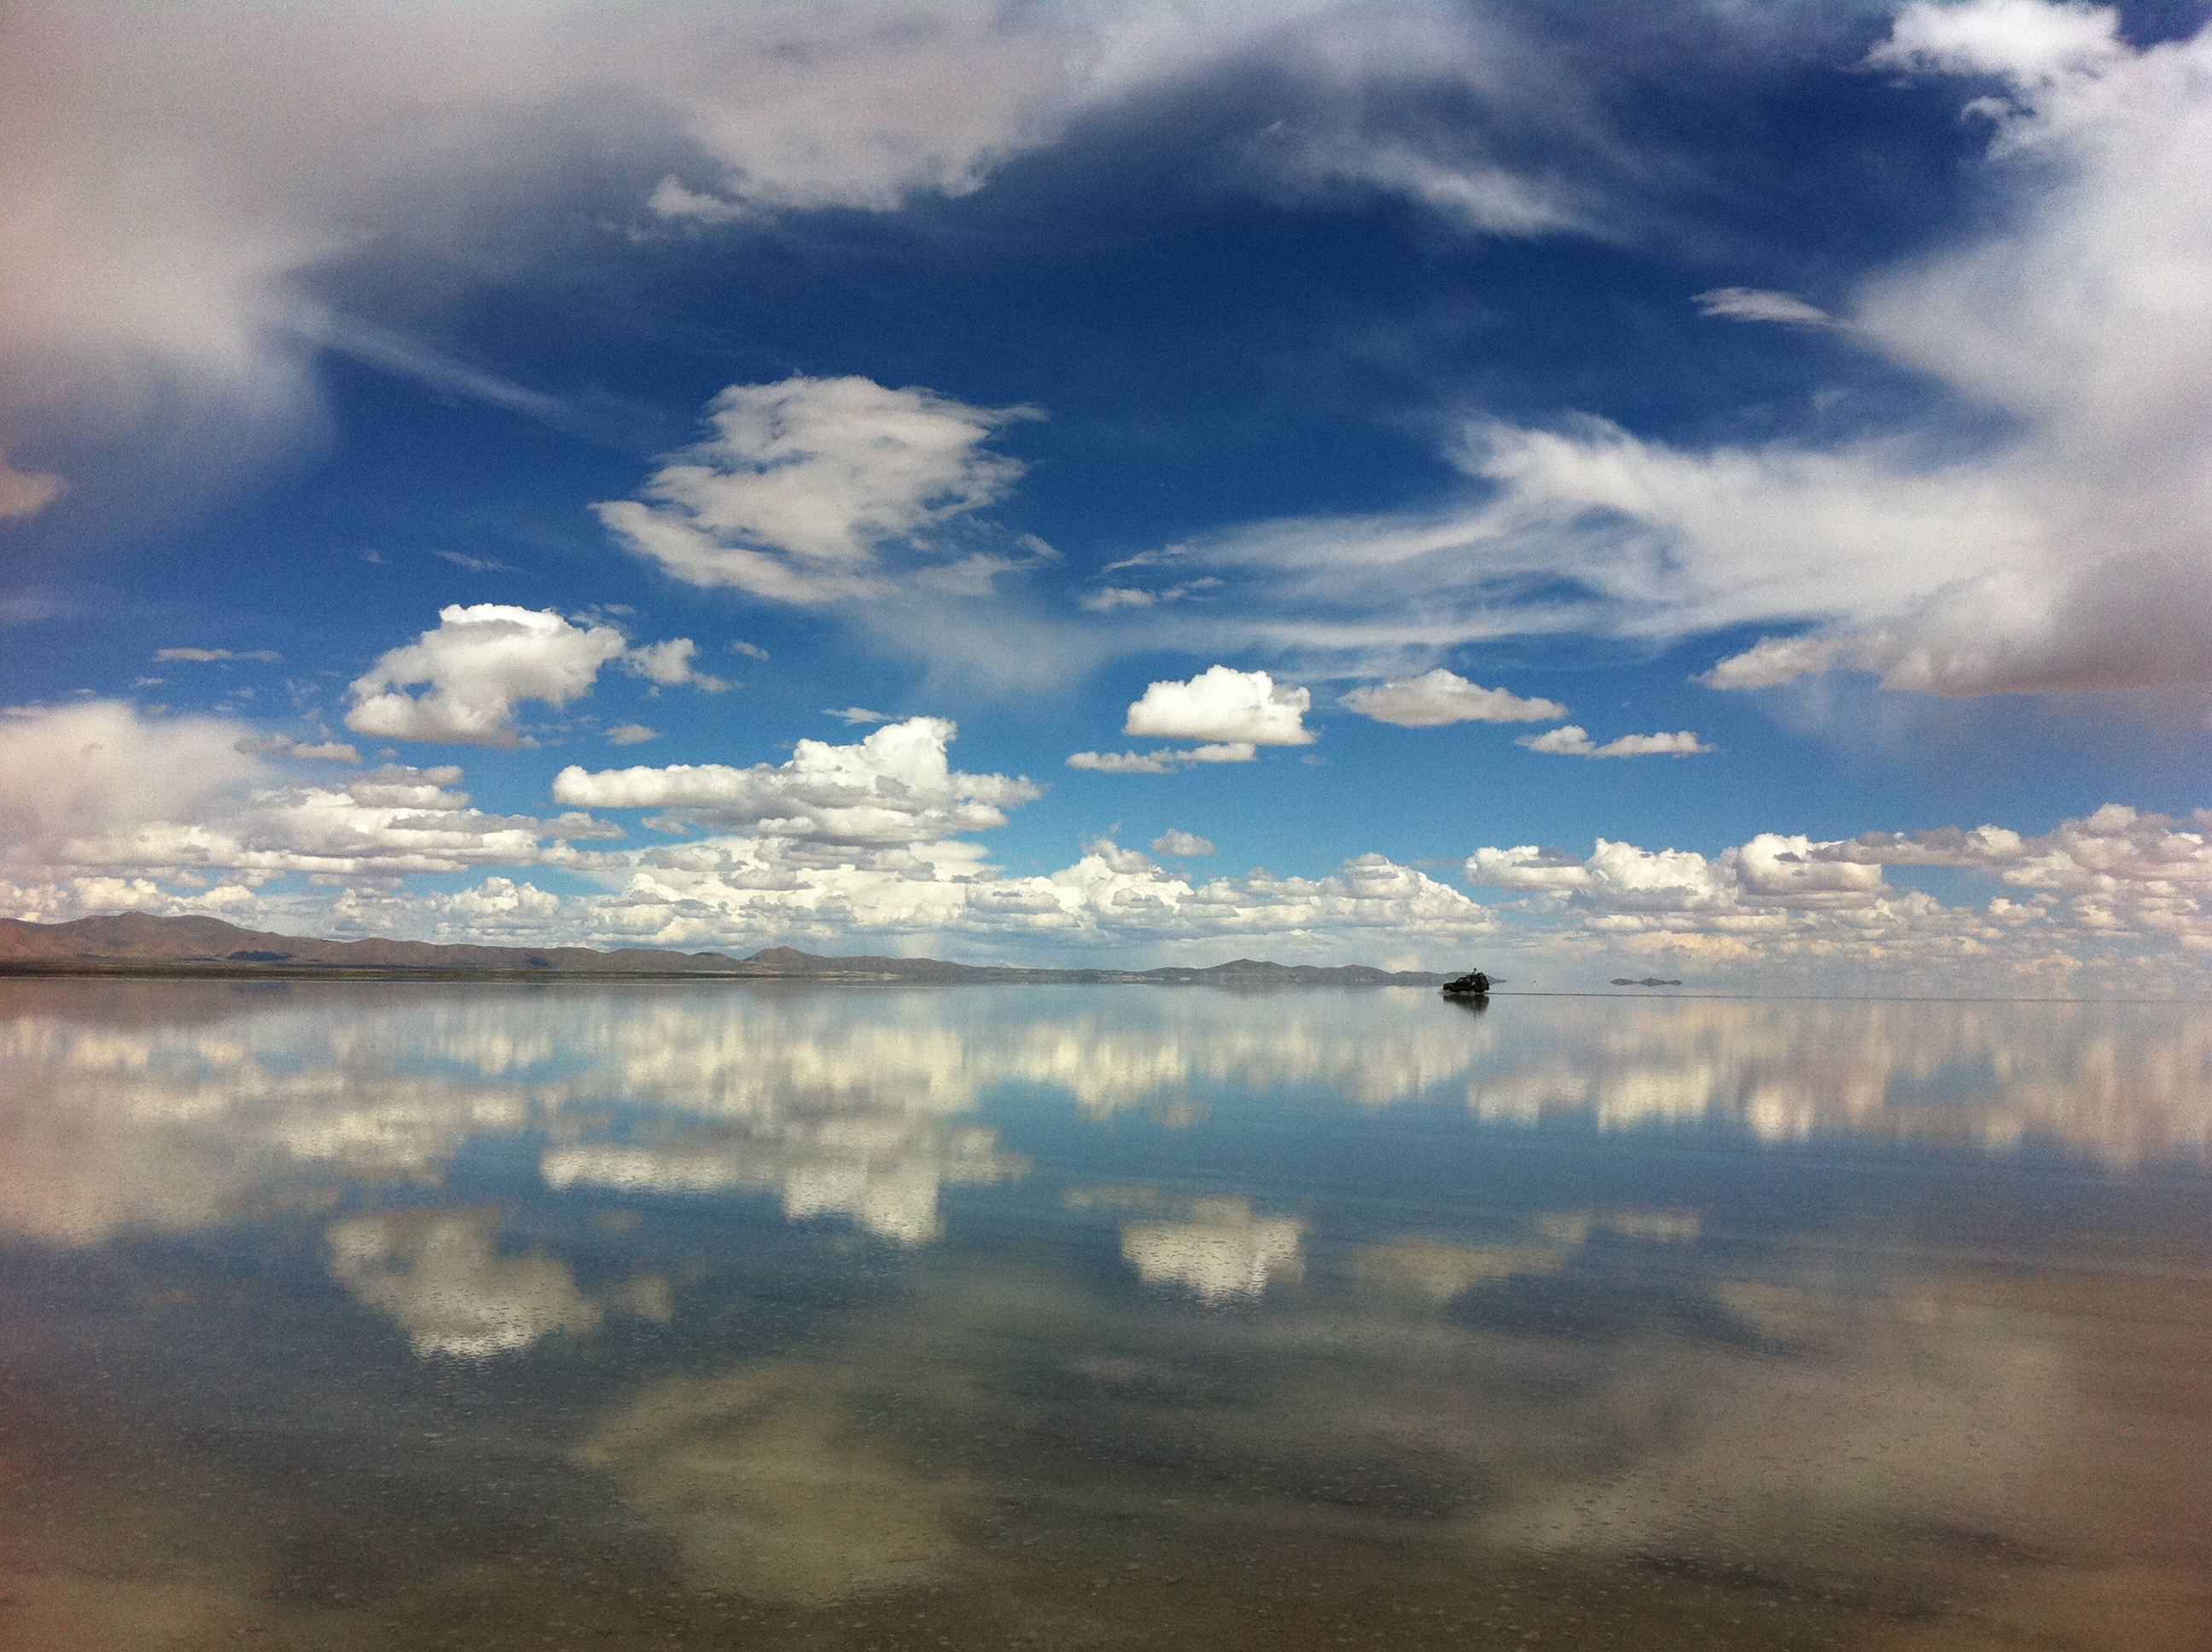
[3,0,2210,990]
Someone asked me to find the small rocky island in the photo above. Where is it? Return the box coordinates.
[1611,976,1683,987]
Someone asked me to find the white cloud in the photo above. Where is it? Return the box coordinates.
[13,707,2208,986]
[1150,830,1216,857]
[1455,801,2212,984]
[729,640,771,660]
[553,717,1039,846]
[1340,669,1569,727]
[154,647,282,664]
[1067,743,1255,773]
[1708,4,2212,695]
[1691,287,1837,326]
[594,376,1040,606]
[0,3,1086,523]
[288,742,360,763]
[552,838,1497,960]
[0,700,265,852]
[347,605,629,747]
[606,724,661,746]
[0,451,65,519]
[824,707,892,724]
[621,637,729,693]
[346,605,721,747]
[1155,5,2212,701]
[0,707,1496,957]
[1516,725,1714,758]
[1696,633,1842,690]
[6,0,1696,551]
[1470,832,1887,915]
[1867,0,2126,89]
[0,702,620,899]
[1122,666,1315,746]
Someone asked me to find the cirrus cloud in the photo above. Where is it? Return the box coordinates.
[1150,3,2212,704]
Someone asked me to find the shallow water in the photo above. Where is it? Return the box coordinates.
[1,979,2207,1650]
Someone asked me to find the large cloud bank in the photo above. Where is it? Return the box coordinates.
[0,699,2205,989]
[1151,2,2212,701]
[0,701,620,915]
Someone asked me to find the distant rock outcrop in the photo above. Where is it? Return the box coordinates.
[1610,977,1684,987]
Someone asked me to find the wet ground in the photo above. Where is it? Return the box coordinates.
[2,980,2207,1649]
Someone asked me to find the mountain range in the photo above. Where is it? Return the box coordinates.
[0,912,1449,986]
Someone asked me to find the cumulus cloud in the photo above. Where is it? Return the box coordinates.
[621,637,729,693]
[0,706,1499,957]
[824,707,892,724]
[0,701,620,908]
[0,700,265,852]
[1339,669,1569,727]
[554,717,1039,845]
[15,701,2204,985]
[346,605,719,747]
[606,724,661,746]
[347,605,630,747]
[594,376,1041,605]
[1470,832,1883,912]
[1122,666,1315,746]
[560,837,1496,959]
[1516,725,1714,758]
[1457,801,2212,983]
[1151,830,1216,857]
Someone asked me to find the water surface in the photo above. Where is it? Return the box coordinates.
[2,980,2207,1649]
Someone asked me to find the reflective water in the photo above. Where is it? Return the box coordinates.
[1,980,2207,1650]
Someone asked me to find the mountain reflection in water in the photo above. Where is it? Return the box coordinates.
[0,978,2205,1650]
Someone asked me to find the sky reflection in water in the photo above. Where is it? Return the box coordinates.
[0,980,2207,1650]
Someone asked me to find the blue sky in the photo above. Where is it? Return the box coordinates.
[3,0,2210,988]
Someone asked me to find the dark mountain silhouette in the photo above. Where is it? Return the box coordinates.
[0,913,1447,986]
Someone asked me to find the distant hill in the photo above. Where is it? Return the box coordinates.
[0,913,1448,986]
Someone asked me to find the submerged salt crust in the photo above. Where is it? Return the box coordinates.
[0,979,2206,1649]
